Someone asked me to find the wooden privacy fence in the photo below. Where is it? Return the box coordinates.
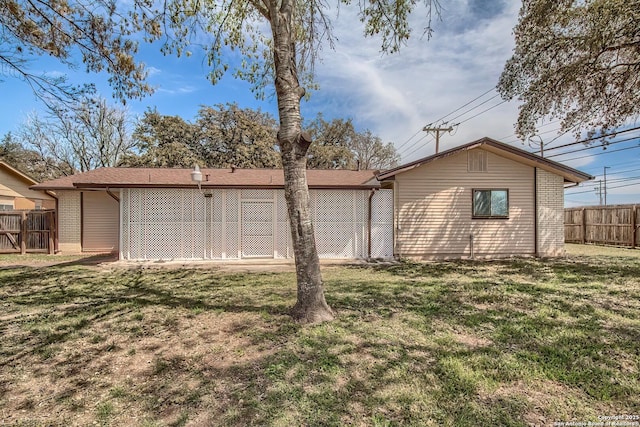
[0,210,56,254]
[565,205,639,248]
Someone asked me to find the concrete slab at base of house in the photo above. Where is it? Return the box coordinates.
[111,257,377,272]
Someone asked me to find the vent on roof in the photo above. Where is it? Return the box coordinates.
[468,150,488,172]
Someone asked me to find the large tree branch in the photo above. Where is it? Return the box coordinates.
[248,0,270,20]
[27,0,108,62]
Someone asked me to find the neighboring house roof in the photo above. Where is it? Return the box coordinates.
[31,167,381,190]
[0,161,55,200]
[0,161,39,186]
[377,137,594,184]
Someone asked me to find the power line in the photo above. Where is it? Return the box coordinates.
[402,101,508,160]
[498,119,563,141]
[567,174,640,190]
[565,178,640,195]
[546,134,640,159]
[590,166,640,176]
[422,125,453,154]
[445,94,501,124]
[503,126,564,145]
[559,143,640,162]
[395,88,497,154]
[398,133,433,158]
[402,97,510,160]
[543,126,640,154]
[580,158,640,172]
[394,128,424,152]
[455,100,509,126]
[431,88,496,125]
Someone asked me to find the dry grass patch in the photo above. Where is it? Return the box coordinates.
[0,247,639,425]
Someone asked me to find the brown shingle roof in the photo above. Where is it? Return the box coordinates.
[31,168,380,190]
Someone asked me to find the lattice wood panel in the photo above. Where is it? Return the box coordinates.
[242,189,274,200]
[241,201,274,258]
[120,189,129,258]
[120,187,389,261]
[122,189,209,260]
[311,190,367,258]
[275,191,291,258]
[371,189,394,258]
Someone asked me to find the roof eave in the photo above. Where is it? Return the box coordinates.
[67,183,380,190]
[376,137,593,184]
[0,161,40,186]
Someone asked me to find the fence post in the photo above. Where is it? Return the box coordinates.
[48,211,55,255]
[581,208,586,244]
[20,211,27,255]
[633,205,637,249]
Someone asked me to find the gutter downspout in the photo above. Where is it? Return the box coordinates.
[394,180,400,259]
[367,188,378,259]
[106,187,120,202]
[54,195,60,253]
[534,168,539,257]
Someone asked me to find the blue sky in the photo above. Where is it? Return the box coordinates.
[1,0,638,207]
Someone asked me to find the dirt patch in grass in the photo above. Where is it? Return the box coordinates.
[566,243,640,258]
[1,251,639,425]
[2,308,279,426]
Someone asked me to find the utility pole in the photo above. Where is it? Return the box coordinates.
[423,126,453,154]
[596,180,603,205]
[603,166,611,206]
[529,135,544,157]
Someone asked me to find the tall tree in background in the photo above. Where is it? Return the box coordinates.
[2,0,442,323]
[306,116,355,169]
[121,109,201,168]
[350,130,400,170]
[125,105,394,170]
[0,132,57,181]
[17,97,133,175]
[196,104,280,168]
[498,0,640,139]
[306,116,399,170]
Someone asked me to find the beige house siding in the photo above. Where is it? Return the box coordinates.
[0,167,55,209]
[394,148,536,259]
[57,191,82,253]
[14,197,35,210]
[82,191,119,252]
[536,168,565,257]
[13,197,55,210]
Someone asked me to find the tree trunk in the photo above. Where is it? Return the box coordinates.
[269,1,334,323]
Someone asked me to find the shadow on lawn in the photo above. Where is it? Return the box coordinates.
[1,258,639,425]
[191,258,638,425]
[370,256,640,282]
[0,266,295,367]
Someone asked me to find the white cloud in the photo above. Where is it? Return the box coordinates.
[146,66,162,76]
[157,85,197,95]
[306,0,522,160]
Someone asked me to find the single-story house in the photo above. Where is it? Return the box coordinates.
[31,168,393,259]
[0,161,56,210]
[31,137,592,260]
[376,137,593,259]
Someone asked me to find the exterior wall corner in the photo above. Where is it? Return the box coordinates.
[536,169,565,257]
[57,191,82,253]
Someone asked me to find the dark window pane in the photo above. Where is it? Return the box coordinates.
[474,190,491,216]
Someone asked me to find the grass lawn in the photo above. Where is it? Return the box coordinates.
[1,247,639,426]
